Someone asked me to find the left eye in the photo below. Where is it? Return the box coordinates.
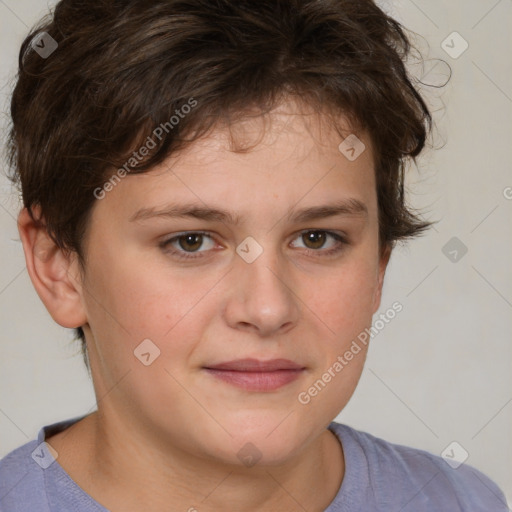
[290,230,346,253]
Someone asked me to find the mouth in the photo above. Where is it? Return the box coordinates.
[202,358,306,392]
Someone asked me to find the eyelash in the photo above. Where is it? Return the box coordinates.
[159,230,348,261]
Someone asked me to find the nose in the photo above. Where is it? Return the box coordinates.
[223,241,300,338]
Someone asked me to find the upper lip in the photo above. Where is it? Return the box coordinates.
[204,358,305,372]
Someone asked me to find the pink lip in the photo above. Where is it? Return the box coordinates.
[205,358,304,372]
[203,358,306,392]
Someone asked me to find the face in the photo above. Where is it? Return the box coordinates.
[77,100,389,466]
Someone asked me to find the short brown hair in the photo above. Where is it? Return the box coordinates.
[7,0,435,368]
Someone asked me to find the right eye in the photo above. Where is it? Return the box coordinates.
[159,231,218,260]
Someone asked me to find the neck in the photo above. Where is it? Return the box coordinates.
[49,411,344,512]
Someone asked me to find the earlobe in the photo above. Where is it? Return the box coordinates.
[17,207,88,329]
[372,244,392,313]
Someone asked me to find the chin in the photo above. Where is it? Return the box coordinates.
[211,415,311,467]
[204,435,302,469]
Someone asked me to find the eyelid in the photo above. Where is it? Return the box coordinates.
[159,230,217,250]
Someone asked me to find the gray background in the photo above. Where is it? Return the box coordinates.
[1,0,511,505]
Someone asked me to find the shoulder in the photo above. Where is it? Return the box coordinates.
[0,415,88,512]
[0,438,51,511]
[329,422,509,511]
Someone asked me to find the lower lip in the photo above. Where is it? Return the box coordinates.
[203,369,305,392]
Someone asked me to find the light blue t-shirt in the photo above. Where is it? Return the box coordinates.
[0,415,508,511]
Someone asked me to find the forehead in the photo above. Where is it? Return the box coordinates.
[92,100,377,228]
[171,99,372,167]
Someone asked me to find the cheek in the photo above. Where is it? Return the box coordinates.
[295,261,377,423]
[86,248,189,332]
[309,257,379,337]
[83,250,222,371]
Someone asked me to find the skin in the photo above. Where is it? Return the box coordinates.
[18,98,391,512]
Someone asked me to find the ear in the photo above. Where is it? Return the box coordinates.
[17,206,88,329]
[372,243,392,314]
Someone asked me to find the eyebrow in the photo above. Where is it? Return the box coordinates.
[129,198,368,225]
